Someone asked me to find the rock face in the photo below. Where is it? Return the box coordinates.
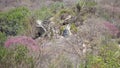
[34,19,55,39]
[33,20,46,39]
[35,27,46,38]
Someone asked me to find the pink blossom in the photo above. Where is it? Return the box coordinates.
[103,21,119,36]
[4,36,39,51]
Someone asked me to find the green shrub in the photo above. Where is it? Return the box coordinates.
[0,45,34,68]
[34,2,65,20]
[0,7,30,36]
[98,41,120,68]
[0,46,8,62]
[34,7,53,20]
[77,0,97,8]
[49,2,64,13]
[51,8,75,24]
[70,23,78,33]
[58,8,75,16]
[12,45,28,63]
[84,39,120,68]
[0,32,6,45]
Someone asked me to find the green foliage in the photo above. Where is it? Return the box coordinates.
[34,7,53,20]
[6,7,29,21]
[34,2,64,20]
[85,1,97,7]
[0,45,34,68]
[13,45,33,65]
[84,40,120,68]
[0,7,30,36]
[0,32,6,45]
[12,45,28,64]
[70,23,78,33]
[77,0,97,8]
[98,41,120,68]
[60,26,65,35]
[52,8,75,24]
[83,55,105,68]
[0,46,8,62]
[49,2,64,13]
[58,8,75,16]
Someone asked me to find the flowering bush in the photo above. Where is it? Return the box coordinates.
[4,36,39,51]
[103,22,119,36]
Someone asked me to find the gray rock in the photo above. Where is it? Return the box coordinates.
[62,24,72,37]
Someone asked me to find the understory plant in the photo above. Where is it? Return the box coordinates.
[0,32,6,45]
[0,7,30,36]
[0,45,34,68]
[82,38,120,68]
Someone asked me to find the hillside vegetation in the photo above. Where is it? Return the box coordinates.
[0,0,120,68]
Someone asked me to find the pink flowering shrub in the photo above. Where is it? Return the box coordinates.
[103,21,120,36]
[4,36,39,51]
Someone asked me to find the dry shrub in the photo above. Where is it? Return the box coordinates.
[23,17,37,38]
[30,35,84,68]
[103,21,119,37]
[77,18,109,41]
